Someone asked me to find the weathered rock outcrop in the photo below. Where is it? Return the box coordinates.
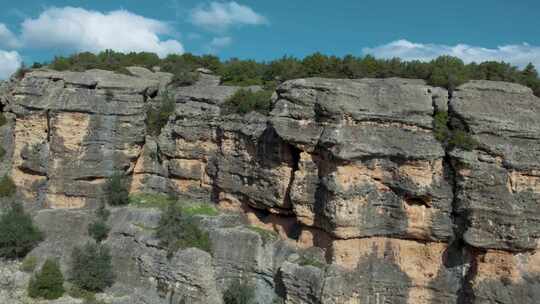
[0,68,539,304]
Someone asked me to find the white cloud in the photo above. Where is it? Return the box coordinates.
[190,1,267,31]
[20,7,184,57]
[206,36,232,53]
[210,36,232,48]
[363,39,540,68]
[0,50,22,79]
[0,24,20,49]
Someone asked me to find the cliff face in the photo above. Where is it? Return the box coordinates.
[0,68,539,304]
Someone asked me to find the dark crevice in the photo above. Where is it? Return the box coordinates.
[434,89,478,304]
[45,110,52,143]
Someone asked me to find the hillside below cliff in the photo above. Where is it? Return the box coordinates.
[0,67,539,304]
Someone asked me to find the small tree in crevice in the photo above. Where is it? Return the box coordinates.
[147,91,175,137]
[432,110,478,151]
[104,172,129,206]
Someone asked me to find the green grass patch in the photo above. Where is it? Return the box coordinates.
[298,256,326,269]
[247,226,278,244]
[128,193,176,209]
[181,203,219,217]
[133,222,157,231]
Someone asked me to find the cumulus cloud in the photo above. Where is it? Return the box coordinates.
[363,39,540,68]
[0,50,22,79]
[20,7,184,57]
[190,1,267,31]
[0,24,20,49]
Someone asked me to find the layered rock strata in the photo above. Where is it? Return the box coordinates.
[0,69,539,303]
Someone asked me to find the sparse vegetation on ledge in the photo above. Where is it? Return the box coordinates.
[0,175,16,197]
[36,50,540,97]
[156,201,212,257]
[433,110,478,151]
[223,88,273,114]
[146,90,175,137]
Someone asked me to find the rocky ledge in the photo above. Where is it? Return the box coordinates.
[0,68,539,304]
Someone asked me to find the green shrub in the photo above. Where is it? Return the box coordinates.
[67,285,97,301]
[0,202,43,258]
[20,255,38,272]
[156,202,211,257]
[433,111,450,142]
[88,220,110,243]
[147,91,175,137]
[28,258,65,300]
[222,280,255,304]
[67,285,101,303]
[449,130,478,151]
[104,172,129,206]
[88,203,111,243]
[223,88,273,114]
[0,146,5,159]
[70,242,114,292]
[0,175,16,197]
[0,113,7,126]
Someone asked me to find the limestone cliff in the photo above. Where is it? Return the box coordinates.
[0,67,539,304]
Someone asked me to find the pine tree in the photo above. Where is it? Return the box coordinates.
[28,258,65,300]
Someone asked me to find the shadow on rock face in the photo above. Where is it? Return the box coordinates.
[322,240,412,304]
[471,273,540,304]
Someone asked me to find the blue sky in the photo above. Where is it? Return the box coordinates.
[0,0,539,78]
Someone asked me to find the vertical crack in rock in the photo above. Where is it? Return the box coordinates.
[436,89,476,304]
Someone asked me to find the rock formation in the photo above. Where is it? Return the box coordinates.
[0,67,539,304]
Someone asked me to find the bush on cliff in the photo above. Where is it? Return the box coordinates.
[147,90,175,136]
[0,113,7,126]
[28,258,65,300]
[88,203,111,243]
[223,88,273,114]
[156,202,211,257]
[223,280,255,304]
[0,175,16,197]
[104,172,129,206]
[0,202,43,259]
[70,242,114,292]
[88,219,110,243]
